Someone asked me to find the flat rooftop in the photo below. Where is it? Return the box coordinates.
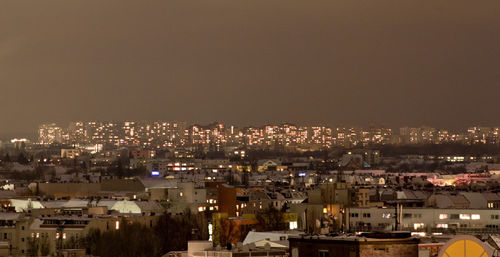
[289,232,419,243]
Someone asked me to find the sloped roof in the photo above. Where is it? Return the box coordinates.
[94,200,142,214]
[93,199,116,210]
[482,193,500,202]
[380,189,395,201]
[398,190,429,202]
[488,235,500,249]
[135,201,163,212]
[10,199,44,212]
[286,191,306,200]
[396,191,408,200]
[249,190,271,201]
[461,192,487,208]
[253,239,288,248]
[242,231,301,245]
[111,200,141,214]
[413,191,430,200]
[448,194,470,208]
[434,194,454,209]
[267,192,285,200]
[41,200,66,209]
[62,199,89,208]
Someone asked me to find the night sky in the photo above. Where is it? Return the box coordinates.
[1,0,500,137]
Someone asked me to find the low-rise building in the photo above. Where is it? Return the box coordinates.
[289,232,419,257]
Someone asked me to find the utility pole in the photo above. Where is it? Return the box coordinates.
[394,203,402,231]
[394,203,399,231]
[56,224,64,257]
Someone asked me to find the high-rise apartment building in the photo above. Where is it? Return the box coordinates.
[38,123,63,145]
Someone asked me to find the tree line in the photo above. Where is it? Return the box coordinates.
[83,210,207,257]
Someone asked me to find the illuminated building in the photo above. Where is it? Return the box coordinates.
[38,123,63,145]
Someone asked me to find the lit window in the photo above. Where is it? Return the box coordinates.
[382,213,391,219]
[198,207,204,212]
[411,232,426,237]
[36,233,39,238]
[413,223,424,230]
[56,233,60,239]
[290,221,298,230]
[63,233,67,239]
[471,214,480,220]
[439,214,448,220]
[208,223,213,242]
[323,208,328,214]
[436,224,448,228]
[460,214,471,220]
[115,221,120,230]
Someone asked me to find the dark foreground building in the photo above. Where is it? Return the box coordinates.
[288,232,419,257]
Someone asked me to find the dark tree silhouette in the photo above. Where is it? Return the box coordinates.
[255,204,288,231]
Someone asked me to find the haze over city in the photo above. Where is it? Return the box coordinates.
[1,0,500,137]
[2,1,500,257]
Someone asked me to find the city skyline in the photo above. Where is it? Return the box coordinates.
[5,120,500,141]
[25,121,500,148]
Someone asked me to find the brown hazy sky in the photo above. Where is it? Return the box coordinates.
[1,0,500,137]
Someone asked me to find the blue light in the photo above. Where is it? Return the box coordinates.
[298,172,306,177]
[151,171,160,176]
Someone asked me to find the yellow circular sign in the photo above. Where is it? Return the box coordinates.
[438,235,492,257]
